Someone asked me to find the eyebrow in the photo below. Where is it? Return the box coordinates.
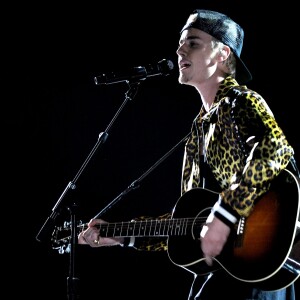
[179,35,201,44]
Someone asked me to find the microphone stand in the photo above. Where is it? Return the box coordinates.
[36,80,142,300]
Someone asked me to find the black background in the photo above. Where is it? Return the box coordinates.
[5,1,299,299]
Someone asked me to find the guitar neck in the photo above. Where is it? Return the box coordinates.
[94,217,200,238]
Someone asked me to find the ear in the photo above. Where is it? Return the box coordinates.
[218,45,231,62]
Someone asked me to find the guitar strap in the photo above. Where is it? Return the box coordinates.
[199,155,220,191]
[199,87,244,192]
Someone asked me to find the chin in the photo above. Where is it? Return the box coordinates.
[179,76,192,86]
[179,75,188,84]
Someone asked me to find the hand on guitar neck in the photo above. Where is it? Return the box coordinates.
[78,218,125,248]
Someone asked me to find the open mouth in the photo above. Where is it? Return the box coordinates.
[179,61,191,70]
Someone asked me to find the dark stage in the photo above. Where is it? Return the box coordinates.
[5,1,299,299]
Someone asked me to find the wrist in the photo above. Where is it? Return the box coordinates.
[212,200,238,227]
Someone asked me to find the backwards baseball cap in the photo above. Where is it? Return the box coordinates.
[181,9,252,84]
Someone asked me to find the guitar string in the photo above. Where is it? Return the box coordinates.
[54,217,209,243]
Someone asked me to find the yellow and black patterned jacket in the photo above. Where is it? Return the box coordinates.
[130,76,294,251]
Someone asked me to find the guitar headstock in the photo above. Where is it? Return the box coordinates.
[51,220,84,254]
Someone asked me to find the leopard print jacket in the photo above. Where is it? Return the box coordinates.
[131,76,294,251]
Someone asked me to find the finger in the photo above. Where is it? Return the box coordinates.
[90,233,101,247]
[81,229,99,246]
[78,233,88,245]
[92,238,100,245]
[204,255,213,266]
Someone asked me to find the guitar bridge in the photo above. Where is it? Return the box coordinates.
[235,217,246,247]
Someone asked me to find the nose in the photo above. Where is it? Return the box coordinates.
[176,45,183,56]
[176,43,186,57]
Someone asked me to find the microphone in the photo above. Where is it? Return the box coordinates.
[94,59,174,85]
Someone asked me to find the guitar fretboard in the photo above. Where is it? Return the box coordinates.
[94,218,203,237]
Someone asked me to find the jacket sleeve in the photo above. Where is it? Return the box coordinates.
[217,91,294,219]
[126,212,171,251]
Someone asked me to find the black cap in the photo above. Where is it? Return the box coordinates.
[181,9,252,84]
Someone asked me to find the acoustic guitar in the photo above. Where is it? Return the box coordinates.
[52,168,300,291]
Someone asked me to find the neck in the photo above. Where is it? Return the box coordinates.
[195,76,224,112]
